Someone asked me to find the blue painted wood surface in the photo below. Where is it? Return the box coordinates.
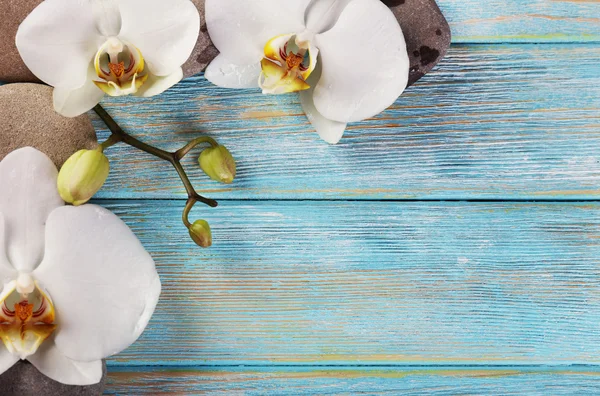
[437,0,600,42]
[107,366,600,396]
[106,366,600,395]
[100,201,600,366]
[95,44,600,201]
[1,1,599,393]
[96,2,599,390]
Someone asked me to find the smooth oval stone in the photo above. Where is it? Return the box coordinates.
[182,0,218,78]
[382,0,452,86]
[0,0,39,83]
[0,361,106,396]
[1,0,449,85]
[0,83,98,166]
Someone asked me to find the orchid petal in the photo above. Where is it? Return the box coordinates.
[28,342,102,386]
[0,349,19,377]
[205,55,262,89]
[134,68,183,98]
[301,92,347,144]
[91,0,122,37]
[300,63,346,144]
[206,0,311,65]
[313,0,409,123]
[0,148,63,273]
[34,205,161,363]
[15,0,104,90]
[0,214,18,284]
[54,82,105,118]
[118,0,200,76]
[54,65,105,118]
[305,0,354,34]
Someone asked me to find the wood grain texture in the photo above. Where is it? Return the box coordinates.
[1,1,598,392]
[436,0,600,42]
[94,44,600,201]
[105,366,600,395]
[98,201,600,365]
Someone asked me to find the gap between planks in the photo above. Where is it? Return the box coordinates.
[104,365,600,394]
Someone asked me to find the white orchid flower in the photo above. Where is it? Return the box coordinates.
[0,147,161,385]
[16,0,200,118]
[204,0,409,144]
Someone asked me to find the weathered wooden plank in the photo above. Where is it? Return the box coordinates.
[94,44,600,201]
[105,366,600,395]
[101,201,600,365]
[437,0,600,43]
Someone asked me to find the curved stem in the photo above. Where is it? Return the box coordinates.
[172,160,218,208]
[100,133,122,151]
[175,136,219,161]
[94,105,172,161]
[93,104,218,208]
[182,198,196,228]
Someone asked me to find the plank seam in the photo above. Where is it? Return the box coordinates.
[92,198,600,203]
[106,364,600,369]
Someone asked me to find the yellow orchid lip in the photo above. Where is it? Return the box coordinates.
[0,279,56,359]
[259,34,318,95]
[93,37,147,96]
[260,58,310,94]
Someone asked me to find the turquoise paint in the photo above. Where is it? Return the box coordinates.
[91,201,600,366]
[95,44,600,201]
[1,2,599,392]
[105,366,600,395]
[437,0,600,43]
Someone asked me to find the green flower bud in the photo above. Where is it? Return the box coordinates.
[199,145,236,184]
[57,148,109,206]
[188,219,212,248]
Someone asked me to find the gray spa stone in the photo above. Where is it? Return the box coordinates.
[182,0,219,78]
[382,0,452,86]
[0,0,39,83]
[0,361,107,396]
[0,83,98,166]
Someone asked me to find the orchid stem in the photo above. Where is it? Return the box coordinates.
[100,133,122,151]
[175,136,219,160]
[172,160,218,207]
[94,105,172,161]
[93,104,219,213]
[182,198,195,228]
